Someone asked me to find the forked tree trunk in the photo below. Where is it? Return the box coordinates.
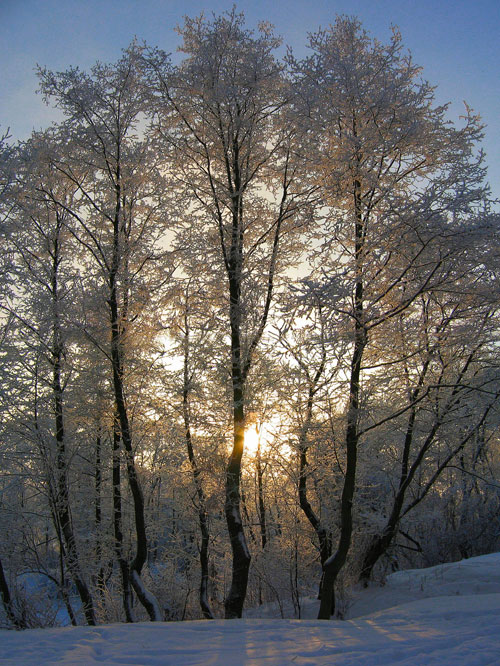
[299,442,332,599]
[52,518,77,626]
[110,316,162,621]
[359,396,495,584]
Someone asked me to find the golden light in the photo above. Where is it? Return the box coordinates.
[244,419,277,457]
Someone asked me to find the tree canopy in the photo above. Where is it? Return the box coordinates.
[0,11,499,627]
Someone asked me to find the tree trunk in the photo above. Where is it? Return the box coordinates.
[224,328,251,617]
[182,313,214,619]
[224,409,251,618]
[318,174,364,620]
[296,347,331,601]
[256,441,267,551]
[112,421,134,622]
[109,196,162,622]
[94,430,108,602]
[224,197,251,619]
[51,226,96,626]
[0,557,25,629]
[198,512,212,620]
[360,397,495,583]
[358,395,420,583]
[299,444,331,597]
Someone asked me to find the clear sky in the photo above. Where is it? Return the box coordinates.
[1,0,499,199]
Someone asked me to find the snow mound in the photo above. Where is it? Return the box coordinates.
[347,551,500,619]
[1,552,499,665]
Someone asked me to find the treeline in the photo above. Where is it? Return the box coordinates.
[0,11,499,627]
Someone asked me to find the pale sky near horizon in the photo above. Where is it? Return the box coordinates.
[1,0,499,199]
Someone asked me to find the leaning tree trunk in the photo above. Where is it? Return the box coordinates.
[299,443,332,598]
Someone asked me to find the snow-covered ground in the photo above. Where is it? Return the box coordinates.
[1,552,499,665]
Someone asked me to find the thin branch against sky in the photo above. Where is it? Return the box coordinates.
[0,0,499,200]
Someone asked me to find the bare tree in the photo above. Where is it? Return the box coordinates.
[290,16,491,618]
[38,46,172,621]
[358,289,500,582]
[4,135,97,624]
[145,10,309,617]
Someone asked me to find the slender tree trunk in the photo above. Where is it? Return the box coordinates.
[52,516,77,626]
[181,303,214,619]
[256,441,267,552]
[255,442,268,607]
[109,192,162,621]
[112,420,134,623]
[185,438,213,620]
[94,430,107,601]
[359,384,421,584]
[53,376,96,624]
[358,348,431,583]
[0,557,25,629]
[360,398,495,583]
[318,173,365,620]
[299,440,331,598]
[291,527,301,618]
[95,431,102,565]
[296,350,331,600]
[50,227,96,626]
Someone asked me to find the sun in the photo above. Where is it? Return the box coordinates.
[244,419,276,457]
[244,425,261,456]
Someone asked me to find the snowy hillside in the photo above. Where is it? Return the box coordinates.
[1,553,499,665]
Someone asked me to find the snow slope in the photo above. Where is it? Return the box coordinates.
[1,553,499,665]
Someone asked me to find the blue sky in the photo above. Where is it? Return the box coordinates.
[1,0,499,198]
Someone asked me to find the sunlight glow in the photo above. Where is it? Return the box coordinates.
[244,419,277,457]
